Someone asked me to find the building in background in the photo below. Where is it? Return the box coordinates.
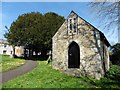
[15,46,24,57]
[0,39,13,55]
[0,39,24,57]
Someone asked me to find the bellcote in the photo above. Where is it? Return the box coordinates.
[67,11,78,35]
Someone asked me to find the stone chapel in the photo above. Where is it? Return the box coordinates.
[52,11,110,79]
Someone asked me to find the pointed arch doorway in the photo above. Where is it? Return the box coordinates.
[68,41,80,68]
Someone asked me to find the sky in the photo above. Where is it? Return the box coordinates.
[1,2,118,45]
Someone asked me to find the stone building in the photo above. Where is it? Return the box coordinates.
[52,11,110,79]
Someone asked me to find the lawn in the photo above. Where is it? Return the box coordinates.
[0,55,25,72]
[2,60,120,88]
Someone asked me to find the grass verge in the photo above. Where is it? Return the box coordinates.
[2,60,120,88]
[0,55,25,72]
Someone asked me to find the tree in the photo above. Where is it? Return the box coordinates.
[89,0,120,28]
[5,26,16,57]
[4,12,65,58]
[40,12,65,58]
[110,43,120,65]
[43,12,65,49]
[89,1,120,38]
[5,12,44,57]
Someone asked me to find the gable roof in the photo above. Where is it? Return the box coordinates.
[68,11,111,47]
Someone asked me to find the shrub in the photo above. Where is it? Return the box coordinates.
[110,43,120,66]
[105,65,120,81]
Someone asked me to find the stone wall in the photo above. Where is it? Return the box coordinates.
[52,12,109,80]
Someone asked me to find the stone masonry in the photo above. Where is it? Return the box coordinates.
[52,11,110,80]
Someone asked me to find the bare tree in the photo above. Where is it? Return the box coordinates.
[89,0,120,43]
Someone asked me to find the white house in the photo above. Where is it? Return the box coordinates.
[0,39,24,57]
[0,39,13,55]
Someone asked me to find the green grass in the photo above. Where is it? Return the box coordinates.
[0,55,25,72]
[2,61,92,88]
[2,60,120,88]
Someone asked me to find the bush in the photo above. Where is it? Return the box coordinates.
[110,43,120,66]
[110,54,120,65]
[105,65,120,81]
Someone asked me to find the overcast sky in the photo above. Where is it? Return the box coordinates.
[1,2,118,45]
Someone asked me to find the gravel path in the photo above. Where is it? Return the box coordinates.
[0,60,38,84]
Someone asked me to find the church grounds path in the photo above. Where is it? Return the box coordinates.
[0,60,38,84]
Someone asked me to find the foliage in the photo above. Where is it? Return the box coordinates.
[105,65,120,81]
[110,43,120,65]
[111,43,120,53]
[43,12,65,49]
[2,60,120,88]
[4,12,65,55]
[96,65,120,88]
[78,65,120,88]
[0,55,25,72]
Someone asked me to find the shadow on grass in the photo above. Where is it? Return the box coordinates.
[77,73,120,88]
[103,81,120,86]
[98,79,120,88]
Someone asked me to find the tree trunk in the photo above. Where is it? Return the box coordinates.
[35,50,38,56]
[41,49,47,59]
[10,46,16,58]
[24,49,27,59]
